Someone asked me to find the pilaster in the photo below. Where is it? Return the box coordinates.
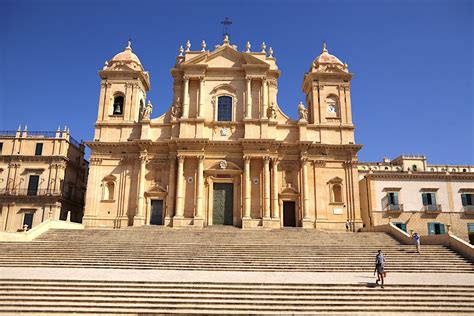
[173,155,185,227]
[133,151,147,226]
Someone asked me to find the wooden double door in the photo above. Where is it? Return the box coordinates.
[212,183,234,225]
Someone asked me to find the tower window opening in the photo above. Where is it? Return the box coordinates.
[113,96,124,115]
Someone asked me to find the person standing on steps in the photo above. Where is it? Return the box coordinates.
[345,220,350,232]
[412,232,421,253]
[375,250,385,288]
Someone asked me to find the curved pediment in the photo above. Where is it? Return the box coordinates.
[281,185,299,195]
[147,184,167,193]
[328,176,343,184]
[208,160,242,171]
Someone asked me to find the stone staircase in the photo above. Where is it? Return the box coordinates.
[0,279,473,315]
[0,227,471,273]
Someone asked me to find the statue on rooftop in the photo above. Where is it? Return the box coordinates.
[298,102,307,121]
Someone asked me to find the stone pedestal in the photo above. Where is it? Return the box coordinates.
[302,218,314,229]
[133,215,145,226]
[172,216,184,227]
[241,217,253,229]
[193,217,204,228]
[262,217,273,228]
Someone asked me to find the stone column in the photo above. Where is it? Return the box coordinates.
[246,77,252,119]
[271,158,279,219]
[262,78,268,119]
[134,151,147,226]
[243,156,251,218]
[166,156,176,222]
[195,156,204,223]
[182,76,190,118]
[301,157,310,220]
[263,156,271,218]
[174,155,185,218]
[198,77,204,118]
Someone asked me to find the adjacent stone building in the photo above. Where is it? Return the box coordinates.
[0,127,88,231]
[83,37,363,230]
[359,155,474,241]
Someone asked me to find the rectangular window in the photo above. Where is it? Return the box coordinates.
[393,222,407,232]
[461,193,473,206]
[23,213,34,229]
[0,142,3,154]
[468,223,474,245]
[428,222,445,235]
[35,143,43,156]
[27,175,40,196]
[422,192,436,205]
[387,192,399,205]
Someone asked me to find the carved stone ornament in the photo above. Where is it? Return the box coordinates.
[220,127,228,136]
[298,101,308,120]
[219,160,228,169]
[141,101,152,121]
[171,97,182,119]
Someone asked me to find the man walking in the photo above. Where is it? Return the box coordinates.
[375,250,385,288]
[412,232,421,253]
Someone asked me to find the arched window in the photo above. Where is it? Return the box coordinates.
[113,96,124,115]
[217,96,232,121]
[412,165,417,171]
[332,184,343,203]
[104,181,115,200]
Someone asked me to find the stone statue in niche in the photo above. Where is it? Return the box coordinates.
[267,102,277,119]
[171,97,182,119]
[220,127,228,136]
[141,101,153,121]
[298,101,307,121]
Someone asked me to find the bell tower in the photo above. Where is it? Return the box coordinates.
[302,43,354,145]
[94,41,151,141]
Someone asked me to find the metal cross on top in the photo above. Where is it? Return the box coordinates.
[221,17,232,36]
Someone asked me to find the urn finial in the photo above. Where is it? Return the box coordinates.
[261,42,266,53]
[245,41,251,52]
[201,40,206,51]
[185,40,191,52]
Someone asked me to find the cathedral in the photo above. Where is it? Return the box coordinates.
[83,36,363,230]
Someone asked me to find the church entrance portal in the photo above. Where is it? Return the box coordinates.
[212,183,234,225]
[283,201,296,227]
[150,200,163,225]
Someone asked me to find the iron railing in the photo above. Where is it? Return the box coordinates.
[69,136,82,148]
[385,204,403,212]
[463,205,474,213]
[0,131,17,137]
[423,204,442,212]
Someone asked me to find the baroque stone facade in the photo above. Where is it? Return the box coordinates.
[83,37,363,230]
[0,127,88,231]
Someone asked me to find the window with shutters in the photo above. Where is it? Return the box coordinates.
[393,222,407,232]
[468,223,474,245]
[422,192,436,205]
[428,222,445,235]
[462,193,474,213]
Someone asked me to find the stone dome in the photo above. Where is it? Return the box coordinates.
[108,40,144,70]
[310,43,348,73]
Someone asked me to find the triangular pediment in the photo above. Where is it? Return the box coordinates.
[183,45,269,68]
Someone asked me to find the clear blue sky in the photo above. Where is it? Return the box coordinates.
[1,0,472,164]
